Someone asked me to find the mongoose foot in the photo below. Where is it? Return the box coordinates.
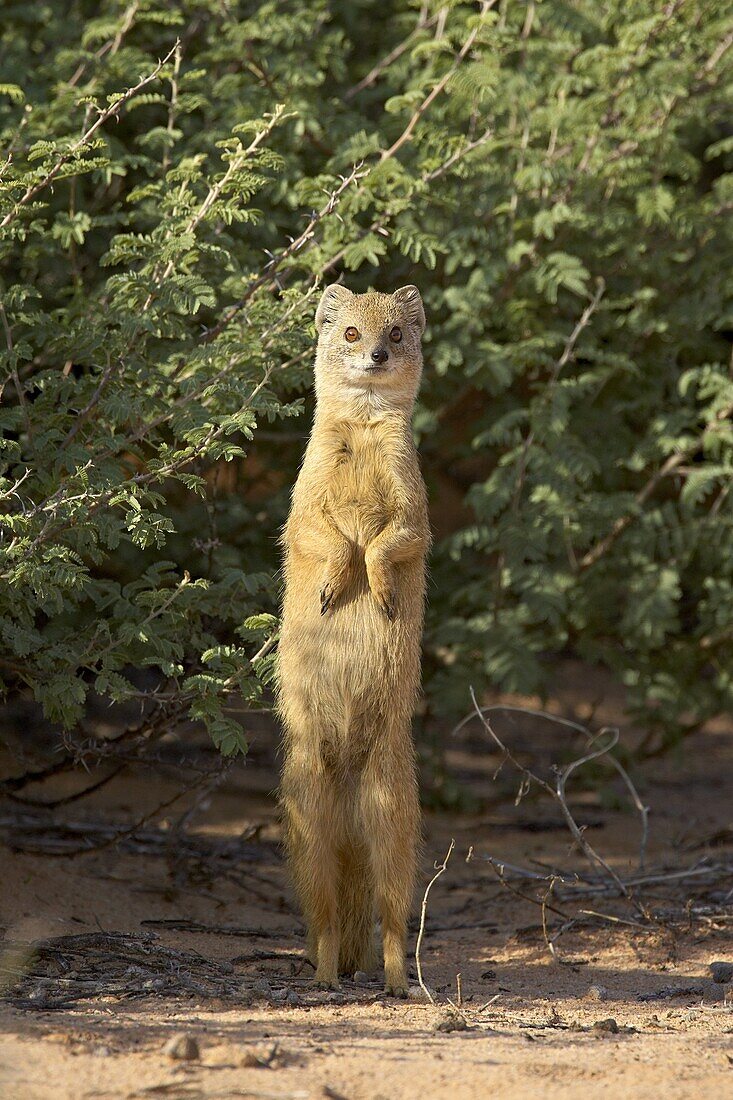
[384,982,408,998]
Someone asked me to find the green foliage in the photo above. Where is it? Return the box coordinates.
[1,0,732,754]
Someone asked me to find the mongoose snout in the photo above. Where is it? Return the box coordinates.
[368,344,389,366]
[277,282,429,996]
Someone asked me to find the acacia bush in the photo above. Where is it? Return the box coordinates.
[1,0,731,757]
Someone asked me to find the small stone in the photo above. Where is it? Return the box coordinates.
[435,1010,469,1033]
[252,978,272,998]
[585,984,610,1002]
[710,961,733,984]
[93,1046,111,1058]
[270,987,287,1003]
[352,971,370,986]
[240,1043,279,1068]
[164,1033,200,1061]
[481,969,497,980]
[408,984,435,1002]
[592,1017,619,1035]
[286,989,300,1006]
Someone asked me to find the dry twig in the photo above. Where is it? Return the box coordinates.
[415,839,455,1003]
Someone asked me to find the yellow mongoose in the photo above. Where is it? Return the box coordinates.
[277,283,430,995]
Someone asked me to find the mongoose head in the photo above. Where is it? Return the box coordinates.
[314,284,426,412]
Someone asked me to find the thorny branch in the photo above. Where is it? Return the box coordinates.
[0,41,180,230]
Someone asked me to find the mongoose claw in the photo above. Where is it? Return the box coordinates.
[314,977,341,992]
[384,982,408,998]
[380,591,396,621]
[320,584,334,614]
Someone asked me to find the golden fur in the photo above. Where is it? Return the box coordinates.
[277,283,430,995]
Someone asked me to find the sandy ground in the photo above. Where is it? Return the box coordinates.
[1,679,732,1099]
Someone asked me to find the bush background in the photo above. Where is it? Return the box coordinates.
[1,0,732,761]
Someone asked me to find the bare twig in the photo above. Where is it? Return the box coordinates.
[468,688,639,907]
[415,839,455,1003]
[454,702,649,872]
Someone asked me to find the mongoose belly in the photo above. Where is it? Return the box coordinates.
[278,555,423,739]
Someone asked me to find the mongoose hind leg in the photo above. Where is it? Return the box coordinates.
[360,746,419,997]
[281,755,342,990]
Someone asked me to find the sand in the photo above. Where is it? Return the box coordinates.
[1,681,731,1099]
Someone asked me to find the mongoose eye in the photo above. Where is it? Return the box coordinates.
[344,327,360,343]
[389,326,403,343]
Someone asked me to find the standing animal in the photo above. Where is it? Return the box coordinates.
[277,283,430,995]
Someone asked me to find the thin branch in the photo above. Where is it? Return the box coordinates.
[511,277,605,514]
[379,1,495,165]
[0,40,179,230]
[454,702,649,873]
[468,688,639,906]
[0,301,33,443]
[579,400,733,570]
[344,11,438,100]
[60,355,117,449]
[202,162,367,343]
[415,839,454,1004]
[66,0,140,88]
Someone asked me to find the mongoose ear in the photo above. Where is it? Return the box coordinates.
[392,285,426,334]
[315,283,353,331]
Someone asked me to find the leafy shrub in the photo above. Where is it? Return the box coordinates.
[1,0,731,756]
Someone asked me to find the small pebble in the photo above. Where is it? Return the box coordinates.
[252,978,272,998]
[240,1043,278,1068]
[592,1017,619,1035]
[286,989,300,1006]
[709,961,733,984]
[585,984,610,1002]
[408,984,435,1003]
[164,1033,200,1061]
[435,1010,469,1033]
[352,971,370,986]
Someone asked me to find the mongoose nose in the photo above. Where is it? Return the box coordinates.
[370,345,389,364]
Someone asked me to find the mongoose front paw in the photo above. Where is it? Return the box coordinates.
[372,586,396,621]
[381,591,396,621]
[320,582,335,615]
[366,556,396,621]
